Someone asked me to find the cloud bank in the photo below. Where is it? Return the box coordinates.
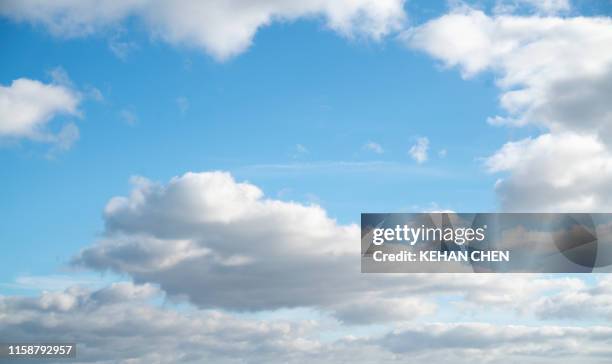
[1,170,610,362]
[2,282,612,363]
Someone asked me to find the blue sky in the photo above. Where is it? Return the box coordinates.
[1,1,612,363]
[0,2,508,285]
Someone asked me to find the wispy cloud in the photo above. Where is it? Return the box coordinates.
[176,97,189,114]
[291,143,309,158]
[363,141,384,154]
[1,274,109,292]
[119,109,138,126]
[236,160,448,177]
[409,137,429,163]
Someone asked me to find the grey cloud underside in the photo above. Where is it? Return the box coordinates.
[71,171,612,326]
[541,69,612,138]
[2,283,612,364]
[380,323,612,361]
[0,283,324,364]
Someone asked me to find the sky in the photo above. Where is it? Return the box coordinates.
[1,0,612,363]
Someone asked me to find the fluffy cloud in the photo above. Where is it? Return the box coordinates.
[74,171,430,322]
[405,8,612,211]
[409,137,429,163]
[486,132,612,211]
[2,283,611,363]
[6,171,612,362]
[405,8,612,128]
[0,282,327,364]
[72,171,597,324]
[533,275,612,321]
[0,0,406,60]
[0,77,80,147]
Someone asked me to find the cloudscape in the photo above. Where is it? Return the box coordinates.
[1,1,612,363]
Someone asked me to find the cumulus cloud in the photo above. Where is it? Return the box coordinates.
[70,171,597,324]
[533,275,612,321]
[0,77,81,148]
[0,0,407,60]
[405,8,612,211]
[486,132,612,211]
[0,282,327,364]
[75,171,425,322]
[4,171,610,361]
[409,137,429,163]
[2,283,611,363]
[74,172,363,313]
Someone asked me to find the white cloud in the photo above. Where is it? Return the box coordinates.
[0,0,407,61]
[486,133,612,211]
[405,8,612,211]
[405,8,612,134]
[74,171,367,315]
[409,137,429,163]
[2,283,611,363]
[363,141,384,154]
[533,275,612,321]
[0,170,604,360]
[0,282,328,363]
[71,171,599,324]
[0,77,80,147]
